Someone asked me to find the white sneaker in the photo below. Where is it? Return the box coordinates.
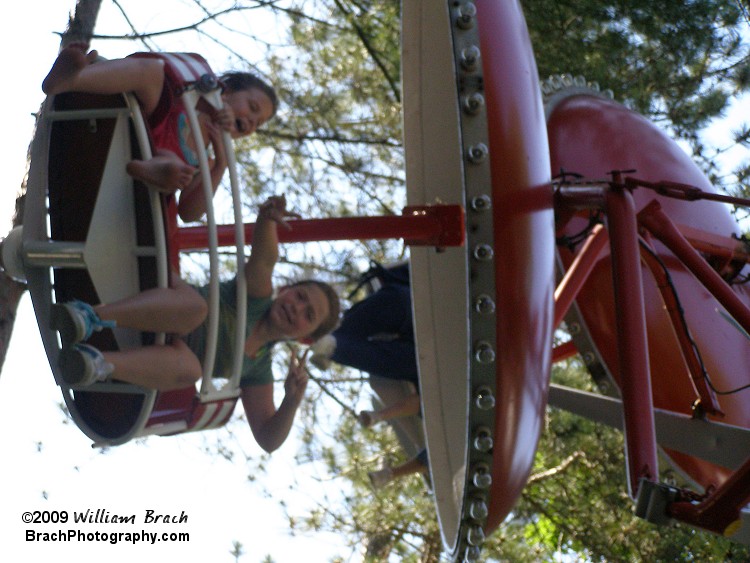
[50,300,116,347]
[58,343,114,386]
[368,467,394,490]
[309,334,336,370]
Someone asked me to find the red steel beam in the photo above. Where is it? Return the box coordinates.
[638,201,750,342]
[551,340,578,364]
[554,223,608,329]
[174,204,465,251]
[668,454,750,537]
[605,186,659,496]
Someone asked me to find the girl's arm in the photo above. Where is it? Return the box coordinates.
[240,348,310,452]
[176,119,229,223]
[245,195,299,298]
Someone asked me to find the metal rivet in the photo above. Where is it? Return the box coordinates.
[473,244,493,261]
[463,92,485,115]
[467,143,488,164]
[472,464,492,489]
[583,351,596,365]
[469,498,489,520]
[473,427,493,452]
[474,341,495,364]
[470,194,491,212]
[567,322,581,335]
[474,386,496,410]
[467,525,486,547]
[464,546,481,562]
[460,46,481,71]
[473,294,496,315]
[455,2,477,29]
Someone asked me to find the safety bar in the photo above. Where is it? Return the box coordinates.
[124,93,169,346]
[179,87,247,402]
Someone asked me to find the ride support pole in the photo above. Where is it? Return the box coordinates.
[604,185,659,497]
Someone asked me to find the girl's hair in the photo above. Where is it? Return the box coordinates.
[220,71,279,119]
[288,280,341,341]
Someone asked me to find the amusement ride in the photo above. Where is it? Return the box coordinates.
[1,1,749,560]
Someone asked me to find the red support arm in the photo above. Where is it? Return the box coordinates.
[174,204,465,251]
[554,224,608,329]
[605,186,659,496]
[638,200,750,341]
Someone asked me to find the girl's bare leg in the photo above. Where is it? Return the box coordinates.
[42,46,166,116]
[104,339,203,390]
[95,277,207,336]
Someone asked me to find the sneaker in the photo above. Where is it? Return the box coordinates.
[58,343,114,386]
[50,300,116,347]
[368,467,393,490]
[309,334,336,370]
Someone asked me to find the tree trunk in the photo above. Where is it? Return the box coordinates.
[0,0,102,375]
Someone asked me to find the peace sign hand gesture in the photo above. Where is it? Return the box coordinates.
[285,346,310,406]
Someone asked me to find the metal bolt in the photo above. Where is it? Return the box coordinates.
[467,143,488,164]
[474,341,496,364]
[473,294,496,315]
[463,92,485,115]
[455,2,477,29]
[463,546,481,562]
[473,244,493,261]
[473,427,493,452]
[472,464,492,489]
[469,498,489,520]
[467,525,486,546]
[470,194,492,212]
[474,386,496,410]
[460,46,481,71]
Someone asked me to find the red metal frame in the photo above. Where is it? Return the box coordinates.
[638,200,750,343]
[554,179,750,535]
[604,183,658,494]
[174,204,465,251]
[669,454,750,536]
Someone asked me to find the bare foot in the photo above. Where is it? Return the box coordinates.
[127,156,197,193]
[41,44,97,95]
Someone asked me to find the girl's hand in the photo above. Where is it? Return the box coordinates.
[213,104,236,133]
[257,195,301,230]
[205,121,228,170]
[285,347,310,405]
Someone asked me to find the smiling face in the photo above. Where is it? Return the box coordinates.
[223,87,275,139]
[269,283,331,341]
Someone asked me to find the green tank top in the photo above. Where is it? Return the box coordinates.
[186,276,275,387]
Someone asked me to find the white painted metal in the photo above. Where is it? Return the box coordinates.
[402,1,470,553]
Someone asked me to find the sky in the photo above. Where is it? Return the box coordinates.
[1,2,748,563]
[0,2,356,562]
